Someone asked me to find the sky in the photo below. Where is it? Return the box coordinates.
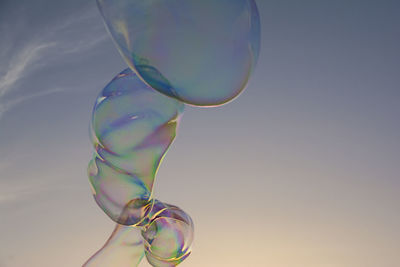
[0,0,399,266]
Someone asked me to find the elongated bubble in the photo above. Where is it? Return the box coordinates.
[83,225,145,267]
[96,0,261,106]
[89,68,184,225]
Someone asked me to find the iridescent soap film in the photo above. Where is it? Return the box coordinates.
[83,225,144,267]
[96,0,261,106]
[89,68,184,225]
[84,200,193,267]
[142,201,194,267]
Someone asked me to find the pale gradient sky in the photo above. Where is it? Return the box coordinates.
[0,0,399,266]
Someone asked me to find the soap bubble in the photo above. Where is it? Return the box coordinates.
[89,68,184,225]
[87,1,261,264]
[83,225,145,267]
[83,200,194,267]
[96,0,261,106]
[142,201,194,267]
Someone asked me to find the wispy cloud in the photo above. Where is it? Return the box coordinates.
[0,6,108,120]
[0,4,110,203]
[0,87,64,120]
[63,34,109,55]
[0,41,60,119]
[0,42,57,98]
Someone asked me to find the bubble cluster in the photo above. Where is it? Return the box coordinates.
[96,0,261,106]
[86,0,260,266]
[84,200,193,267]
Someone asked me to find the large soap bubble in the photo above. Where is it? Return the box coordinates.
[96,0,261,106]
[89,68,184,225]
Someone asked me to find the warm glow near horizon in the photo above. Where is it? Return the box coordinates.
[0,0,399,266]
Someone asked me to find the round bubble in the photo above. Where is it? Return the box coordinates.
[96,0,261,106]
[142,201,194,266]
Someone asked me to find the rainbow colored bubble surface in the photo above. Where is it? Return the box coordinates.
[84,199,193,267]
[89,68,183,226]
[83,225,145,267]
[96,0,260,106]
[87,69,194,267]
[85,0,260,266]
[142,200,194,267]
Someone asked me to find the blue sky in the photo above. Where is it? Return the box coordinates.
[0,0,399,266]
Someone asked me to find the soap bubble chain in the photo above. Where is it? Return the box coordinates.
[86,69,193,267]
[86,0,260,266]
[88,68,184,226]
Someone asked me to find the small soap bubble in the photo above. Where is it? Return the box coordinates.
[96,0,261,106]
[89,69,184,225]
[84,200,194,267]
[142,201,194,267]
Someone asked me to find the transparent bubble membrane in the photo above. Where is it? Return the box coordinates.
[83,225,145,267]
[88,0,261,263]
[84,200,193,267]
[89,68,184,225]
[96,0,261,106]
[142,200,194,267]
